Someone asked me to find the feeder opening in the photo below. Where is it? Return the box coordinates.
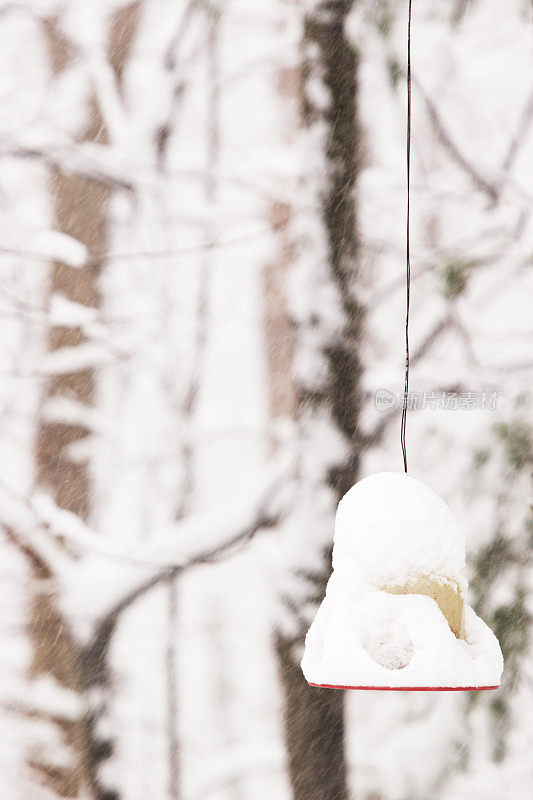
[382,577,465,640]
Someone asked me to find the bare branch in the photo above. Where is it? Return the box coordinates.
[0,226,271,267]
[156,0,204,169]
[501,85,533,175]
[414,77,498,204]
[363,315,453,446]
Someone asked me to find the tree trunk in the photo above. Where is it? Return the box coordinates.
[28,8,140,798]
[275,3,362,799]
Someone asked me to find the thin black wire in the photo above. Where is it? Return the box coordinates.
[400,0,412,473]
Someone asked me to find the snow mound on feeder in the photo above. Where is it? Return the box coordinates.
[301,472,503,689]
[333,472,466,587]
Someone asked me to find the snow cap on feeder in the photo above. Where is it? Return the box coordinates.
[301,472,504,690]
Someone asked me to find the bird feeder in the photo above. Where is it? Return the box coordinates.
[301,472,503,690]
[301,2,503,691]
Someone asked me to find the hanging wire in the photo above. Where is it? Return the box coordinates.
[400,0,412,473]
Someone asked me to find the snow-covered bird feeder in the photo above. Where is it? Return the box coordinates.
[301,472,503,691]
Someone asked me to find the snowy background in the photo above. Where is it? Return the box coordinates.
[0,0,531,798]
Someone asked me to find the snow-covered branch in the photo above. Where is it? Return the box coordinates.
[3,445,294,581]
[83,448,294,661]
[0,480,73,578]
[2,143,135,192]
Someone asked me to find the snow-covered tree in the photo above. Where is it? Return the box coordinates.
[274,2,363,799]
[0,2,530,800]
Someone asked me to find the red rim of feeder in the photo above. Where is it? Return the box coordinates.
[309,683,499,692]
